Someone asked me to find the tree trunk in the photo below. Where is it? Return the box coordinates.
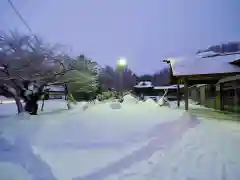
[14,96,24,114]
[1,84,24,114]
[41,99,45,111]
[24,94,40,115]
[24,99,38,115]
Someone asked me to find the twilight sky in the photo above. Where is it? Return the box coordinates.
[0,0,239,75]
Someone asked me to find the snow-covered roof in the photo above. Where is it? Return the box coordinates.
[196,51,218,58]
[189,84,207,88]
[169,54,240,77]
[217,75,240,84]
[134,81,153,88]
[154,84,184,90]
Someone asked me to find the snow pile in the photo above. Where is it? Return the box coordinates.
[136,100,143,104]
[158,97,170,107]
[158,97,164,106]
[110,102,122,109]
[143,98,157,106]
[123,94,138,104]
[80,101,89,111]
[95,99,100,104]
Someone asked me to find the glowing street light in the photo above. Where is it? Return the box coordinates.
[117,57,127,67]
[117,57,127,99]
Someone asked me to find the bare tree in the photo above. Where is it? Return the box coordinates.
[0,31,76,114]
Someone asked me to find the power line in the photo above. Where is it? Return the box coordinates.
[7,0,34,34]
[7,0,41,45]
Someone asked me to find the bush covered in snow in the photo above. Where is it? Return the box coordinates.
[102,92,113,100]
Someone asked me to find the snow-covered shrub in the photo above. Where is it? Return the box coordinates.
[102,92,112,100]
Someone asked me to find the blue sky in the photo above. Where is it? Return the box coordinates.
[0,0,239,74]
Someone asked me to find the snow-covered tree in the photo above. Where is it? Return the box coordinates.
[0,31,99,114]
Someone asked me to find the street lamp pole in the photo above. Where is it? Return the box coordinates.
[117,57,127,98]
[119,70,123,97]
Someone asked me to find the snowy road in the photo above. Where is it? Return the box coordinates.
[0,99,240,180]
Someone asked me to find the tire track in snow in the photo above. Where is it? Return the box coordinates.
[0,135,57,180]
[73,112,200,180]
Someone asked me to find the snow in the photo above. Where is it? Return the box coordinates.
[143,98,157,106]
[110,102,122,109]
[123,95,138,104]
[0,162,33,180]
[134,81,153,88]
[0,96,22,104]
[158,98,165,106]
[103,116,240,180]
[1,99,240,180]
[170,54,240,76]
[154,84,184,90]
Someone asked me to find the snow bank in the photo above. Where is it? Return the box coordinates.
[143,98,157,106]
[158,98,164,106]
[123,95,138,104]
[158,97,170,107]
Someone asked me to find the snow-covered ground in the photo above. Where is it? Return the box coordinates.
[0,99,240,180]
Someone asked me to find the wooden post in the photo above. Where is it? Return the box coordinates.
[177,80,180,108]
[219,83,224,111]
[234,81,239,113]
[184,77,189,110]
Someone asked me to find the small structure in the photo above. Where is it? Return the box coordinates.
[44,85,65,99]
[216,75,240,112]
[166,54,240,110]
[133,81,154,99]
[154,84,184,101]
[133,81,184,102]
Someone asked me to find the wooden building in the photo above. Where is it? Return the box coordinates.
[133,81,184,101]
[166,54,240,111]
[216,75,240,112]
[153,85,184,101]
[188,84,207,105]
